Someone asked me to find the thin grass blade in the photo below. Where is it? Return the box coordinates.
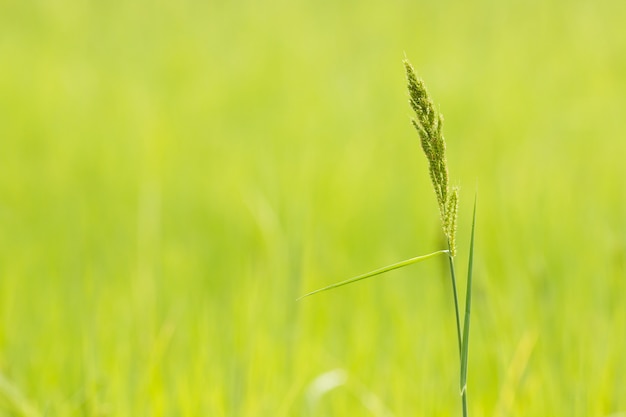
[297,250,448,300]
[460,195,477,395]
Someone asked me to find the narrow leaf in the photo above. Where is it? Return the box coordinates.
[297,250,448,300]
[460,195,477,395]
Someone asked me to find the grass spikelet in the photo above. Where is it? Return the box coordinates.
[444,186,459,257]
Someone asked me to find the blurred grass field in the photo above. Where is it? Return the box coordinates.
[1,0,625,415]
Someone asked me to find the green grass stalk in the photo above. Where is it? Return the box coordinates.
[405,58,473,417]
[299,59,476,417]
[446,241,463,358]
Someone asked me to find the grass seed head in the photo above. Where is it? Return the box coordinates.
[404,59,458,255]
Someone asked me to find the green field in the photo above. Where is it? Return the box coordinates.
[1,0,625,415]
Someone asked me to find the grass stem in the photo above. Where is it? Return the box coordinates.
[446,241,467,417]
[446,242,463,359]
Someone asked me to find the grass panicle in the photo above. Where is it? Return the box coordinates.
[404,60,459,258]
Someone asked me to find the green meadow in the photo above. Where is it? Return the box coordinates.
[1,0,625,415]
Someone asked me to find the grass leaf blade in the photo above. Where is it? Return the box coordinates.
[297,250,449,300]
[460,195,477,395]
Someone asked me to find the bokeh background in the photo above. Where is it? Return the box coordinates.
[1,0,625,415]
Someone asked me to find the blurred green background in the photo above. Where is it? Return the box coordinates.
[1,0,625,415]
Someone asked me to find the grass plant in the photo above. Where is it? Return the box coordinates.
[300,59,477,416]
[2,1,626,414]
